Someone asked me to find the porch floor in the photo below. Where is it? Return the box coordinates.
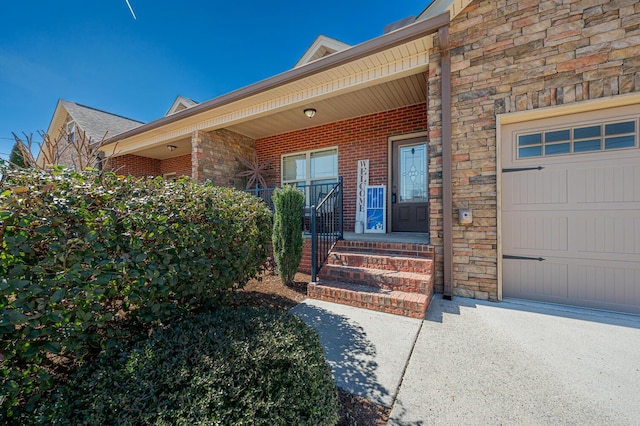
[342,232,430,244]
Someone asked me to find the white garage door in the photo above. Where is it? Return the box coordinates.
[501,105,640,314]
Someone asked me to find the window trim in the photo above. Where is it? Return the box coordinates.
[65,120,76,144]
[281,146,339,186]
[515,118,638,160]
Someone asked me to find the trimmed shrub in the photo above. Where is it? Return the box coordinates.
[36,307,340,425]
[272,185,305,285]
[0,167,272,421]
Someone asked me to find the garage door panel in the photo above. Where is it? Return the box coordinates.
[575,214,640,258]
[503,169,568,207]
[503,213,568,253]
[505,258,640,313]
[573,261,640,312]
[571,163,640,204]
[503,259,568,300]
[501,105,640,314]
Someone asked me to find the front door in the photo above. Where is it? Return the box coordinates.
[392,138,429,232]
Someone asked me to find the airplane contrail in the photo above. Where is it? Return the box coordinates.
[125,0,137,20]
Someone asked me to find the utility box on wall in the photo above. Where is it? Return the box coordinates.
[459,209,473,225]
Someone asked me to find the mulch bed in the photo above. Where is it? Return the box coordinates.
[238,271,390,426]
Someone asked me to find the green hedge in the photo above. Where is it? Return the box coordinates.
[36,307,339,425]
[0,167,272,420]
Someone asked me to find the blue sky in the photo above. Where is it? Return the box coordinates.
[0,1,430,159]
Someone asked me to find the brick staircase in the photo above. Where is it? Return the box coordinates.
[307,240,434,319]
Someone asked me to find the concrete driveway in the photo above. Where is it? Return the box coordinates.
[292,295,640,425]
[389,296,640,425]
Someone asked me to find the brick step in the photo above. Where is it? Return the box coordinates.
[308,280,432,319]
[326,251,433,274]
[318,264,432,294]
[333,240,434,257]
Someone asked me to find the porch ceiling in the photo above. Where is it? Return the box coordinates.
[121,136,191,160]
[103,15,442,158]
[226,72,427,139]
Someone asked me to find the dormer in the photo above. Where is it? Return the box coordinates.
[166,96,198,116]
[294,35,351,68]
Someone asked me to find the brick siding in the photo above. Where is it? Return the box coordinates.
[255,103,429,231]
[108,154,160,177]
[160,154,191,177]
[427,0,640,299]
[107,127,254,186]
[107,154,192,178]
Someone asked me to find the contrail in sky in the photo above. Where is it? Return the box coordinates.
[125,0,137,20]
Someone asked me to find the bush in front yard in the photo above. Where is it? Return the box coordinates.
[36,307,340,426]
[0,166,272,421]
[272,185,305,284]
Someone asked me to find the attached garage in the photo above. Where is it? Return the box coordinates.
[499,102,640,315]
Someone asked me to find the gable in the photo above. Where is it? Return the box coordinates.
[166,96,198,116]
[37,99,143,167]
[295,35,351,68]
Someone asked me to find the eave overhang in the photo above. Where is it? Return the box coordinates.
[102,12,450,157]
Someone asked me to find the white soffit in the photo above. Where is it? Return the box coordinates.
[110,36,433,155]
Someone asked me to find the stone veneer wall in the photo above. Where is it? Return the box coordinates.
[192,129,255,188]
[427,0,640,298]
[255,104,429,232]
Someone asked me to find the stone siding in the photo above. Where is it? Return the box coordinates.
[192,129,255,188]
[427,0,640,298]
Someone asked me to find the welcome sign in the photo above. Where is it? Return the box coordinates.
[355,159,369,228]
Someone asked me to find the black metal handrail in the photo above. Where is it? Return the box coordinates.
[245,181,342,235]
[311,177,343,282]
[245,179,343,281]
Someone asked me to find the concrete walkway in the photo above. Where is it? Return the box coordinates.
[291,295,640,425]
[291,299,423,407]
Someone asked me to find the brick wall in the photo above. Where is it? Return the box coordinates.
[427,0,640,299]
[299,238,312,274]
[160,154,191,177]
[192,129,255,188]
[255,104,429,231]
[108,154,160,177]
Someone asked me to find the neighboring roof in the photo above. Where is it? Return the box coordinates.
[58,100,144,142]
[166,96,198,116]
[36,99,144,166]
[295,35,352,68]
[417,0,473,21]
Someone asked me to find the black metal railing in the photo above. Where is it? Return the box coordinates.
[245,179,343,281]
[310,177,343,282]
[246,181,343,235]
[246,185,275,211]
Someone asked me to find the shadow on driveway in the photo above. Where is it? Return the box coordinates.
[291,302,391,406]
[426,295,640,329]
